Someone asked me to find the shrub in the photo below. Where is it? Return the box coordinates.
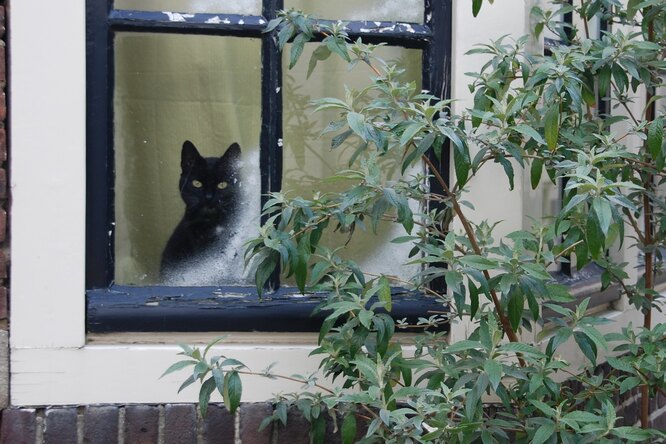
[167,2,666,442]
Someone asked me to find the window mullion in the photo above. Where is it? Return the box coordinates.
[422,0,452,294]
[86,0,114,288]
[261,0,284,291]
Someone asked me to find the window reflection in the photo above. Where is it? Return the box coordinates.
[114,33,261,286]
[282,44,423,282]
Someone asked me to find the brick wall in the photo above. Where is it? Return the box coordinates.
[0,403,352,444]
[0,391,664,444]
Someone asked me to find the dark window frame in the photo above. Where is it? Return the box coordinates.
[85,0,453,332]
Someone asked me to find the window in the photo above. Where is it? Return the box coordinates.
[13,0,654,407]
[85,0,453,332]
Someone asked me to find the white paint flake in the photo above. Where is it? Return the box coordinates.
[238,19,245,25]
[222,17,231,24]
[259,18,266,24]
[206,16,222,24]
[162,11,194,22]
[400,23,416,33]
[277,138,283,148]
[374,21,382,27]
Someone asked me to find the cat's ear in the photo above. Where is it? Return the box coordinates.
[219,143,241,165]
[181,140,203,171]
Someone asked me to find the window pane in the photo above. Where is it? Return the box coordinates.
[114,0,261,15]
[114,33,261,286]
[283,45,423,282]
[285,0,423,23]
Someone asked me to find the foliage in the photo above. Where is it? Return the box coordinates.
[169,1,666,442]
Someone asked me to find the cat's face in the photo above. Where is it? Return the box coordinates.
[178,140,241,219]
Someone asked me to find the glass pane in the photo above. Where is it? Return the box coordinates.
[285,0,423,23]
[115,0,261,15]
[114,33,261,286]
[283,45,423,282]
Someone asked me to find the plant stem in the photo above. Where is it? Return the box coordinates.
[237,370,335,394]
[639,9,656,430]
[421,155,525,366]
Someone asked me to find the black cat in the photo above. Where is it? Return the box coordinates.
[160,140,242,280]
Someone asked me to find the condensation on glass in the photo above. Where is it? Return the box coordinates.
[114,0,261,15]
[285,0,423,23]
[283,44,423,282]
[114,33,261,286]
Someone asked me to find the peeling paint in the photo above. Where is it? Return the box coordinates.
[238,19,245,25]
[400,23,416,33]
[205,16,222,24]
[277,138,283,148]
[222,17,231,24]
[162,11,195,22]
[259,18,266,24]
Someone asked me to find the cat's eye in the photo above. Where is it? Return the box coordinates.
[217,181,228,190]
[191,179,203,188]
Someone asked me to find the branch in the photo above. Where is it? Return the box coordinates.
[421,155,525,366]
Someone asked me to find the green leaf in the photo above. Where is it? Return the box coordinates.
[626,0,641,21]
[378,276,392,312]
[498,156,515,190]
[347,112,367,142]
[255,253,278,296]
[563,410,602,423]
[544,104,559,150]
[223,371,242,414]
[484,359,502,391]
[277,22,295,50]
[307,45,331,78]
[325,36,351,62]
[312,416,326,444]
[331,129,354,149]
[619,376,641,394]
[469,282,479,318]
[289,33,307,69]
[458,255,496,270]
[522,263,552,281]
[161,360,196,378]
[514,124,546,145]
[400,123,425,147]
[598,65,611,97]
[532,421,556,444]
[530,157,544,189]
[648,117,664,161]
[574,331,597,365]
[341,413,357,444]
[500,342,545,357]
[592,198,612,236]
[472,0,483,17]
[607,356,634,373]
[454,143,470,187]
[612,427,652,442]
[586,211,603,258]
[212,367,225,395]
[199,376,217,417]
[177,374,196,394]
[508,292,524,331]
